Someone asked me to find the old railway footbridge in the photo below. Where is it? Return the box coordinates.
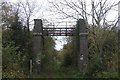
[31,19,88,73]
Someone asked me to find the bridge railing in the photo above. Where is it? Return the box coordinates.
[43,27,76,36]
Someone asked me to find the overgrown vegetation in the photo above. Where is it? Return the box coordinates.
[85,25,119,78]
[2,2,32,78]
[1,1,119,79]
[41,36,57,72]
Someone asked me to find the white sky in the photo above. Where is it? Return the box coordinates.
[2,0,119,50]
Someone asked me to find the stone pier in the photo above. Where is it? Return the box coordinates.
[32,19,43,73]
[78,19,88,73]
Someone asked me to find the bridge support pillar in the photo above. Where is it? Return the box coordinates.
[78,19,88,73]
[32,19,43,73]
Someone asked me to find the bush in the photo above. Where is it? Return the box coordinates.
[2,42,26,78]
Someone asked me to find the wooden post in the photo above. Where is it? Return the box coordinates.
[78,19,88,73]
[30,59,32,74]
[32,19,43,73]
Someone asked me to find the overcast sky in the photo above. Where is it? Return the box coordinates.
[2,0,119,50]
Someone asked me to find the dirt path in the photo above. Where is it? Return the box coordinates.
[64,72,72,78]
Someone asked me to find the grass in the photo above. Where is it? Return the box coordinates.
[27,66,81,78]
[27,62,119,78]
[27,69,119,78]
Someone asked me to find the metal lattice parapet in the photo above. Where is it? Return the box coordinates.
[42,27,76,36]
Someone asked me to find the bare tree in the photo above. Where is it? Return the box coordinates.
[49,0,119,22]
[18,0,41,31]
[49,0,119,67]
